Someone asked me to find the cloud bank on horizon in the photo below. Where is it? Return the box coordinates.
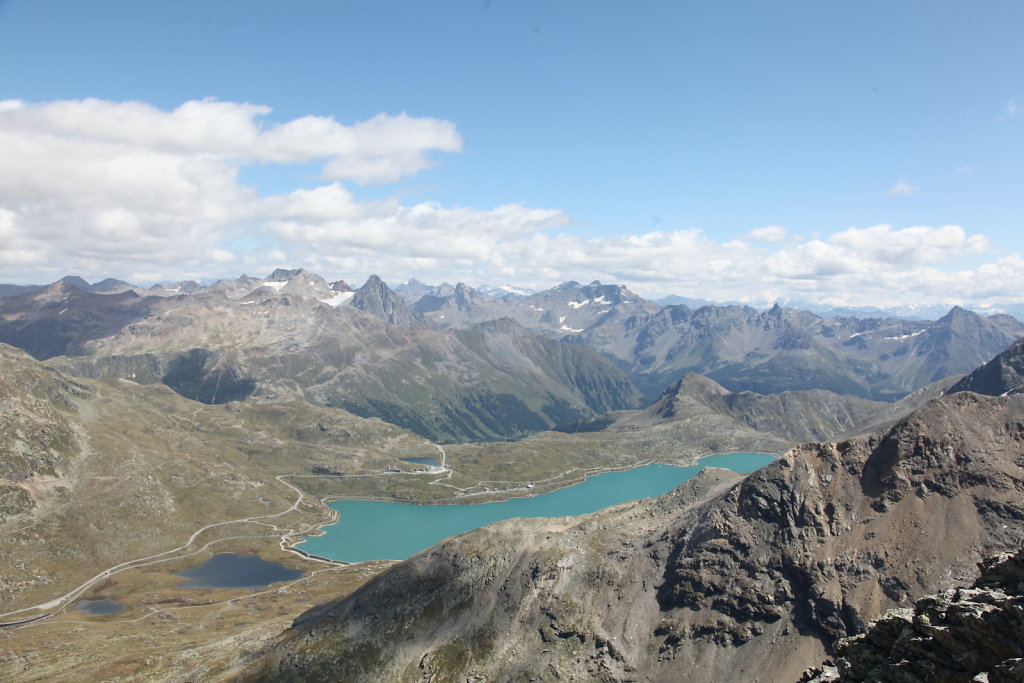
[1,97,1021,309]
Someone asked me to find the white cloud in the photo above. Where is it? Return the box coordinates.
[0,98,460,182]
[742,225,787,242]
[0,98,1022,310]
[884,179,919,197]
[826,224,990,265]
[0,98,472,278]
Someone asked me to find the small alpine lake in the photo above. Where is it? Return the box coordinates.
[75,597,124,616]
[173,553,303,589]
[298,452,777,563]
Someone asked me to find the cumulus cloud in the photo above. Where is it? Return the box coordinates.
[0,97,1021,310]
[260,184,567,261]
[0,98,473,278]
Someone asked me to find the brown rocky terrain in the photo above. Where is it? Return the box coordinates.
[239,391,1024,682]
[804,547,1024,682]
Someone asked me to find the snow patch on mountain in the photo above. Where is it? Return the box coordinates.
[318,291,355,307]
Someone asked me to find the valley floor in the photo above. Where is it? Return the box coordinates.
[1,447,778,681]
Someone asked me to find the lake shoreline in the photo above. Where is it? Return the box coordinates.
[314,449,780,507]
[292,450,778,565]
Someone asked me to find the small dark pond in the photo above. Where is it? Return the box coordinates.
[75,597,124,615]
[401,456,439,467]
[173,553,303,589]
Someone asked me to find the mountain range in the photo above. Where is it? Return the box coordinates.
[4,269,1024,681]
[411,279,1024,400]
[0,272,643,442]
[2,270,1020,445]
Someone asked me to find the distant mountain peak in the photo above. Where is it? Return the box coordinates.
[58,275,91,291]
[329,279,352,292]
[264,267,307,282]
[938,305,976,322]
[351,274,430,327]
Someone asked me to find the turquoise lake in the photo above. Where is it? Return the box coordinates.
[298,452,776,563]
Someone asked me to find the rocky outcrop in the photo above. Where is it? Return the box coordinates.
[804,548,1024,682]
[351,274,431,328]
[238,392,1024,682]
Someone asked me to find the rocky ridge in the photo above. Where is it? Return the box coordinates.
[561,371,958,445]
[948,335,1024,397]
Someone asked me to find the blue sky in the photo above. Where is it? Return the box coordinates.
[0,0,1021,308]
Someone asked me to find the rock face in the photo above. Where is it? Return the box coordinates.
[948,334,1024,397]
[806,548,1024,682]
[238,391,1024,682]
[350,274,431,328]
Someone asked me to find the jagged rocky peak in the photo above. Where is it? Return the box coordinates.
[392,278,433,301]
[351,274,431,327]
[938,304,974,322]
[411,282,491,318]
[451,282,484,307]
[263,267,306,283]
